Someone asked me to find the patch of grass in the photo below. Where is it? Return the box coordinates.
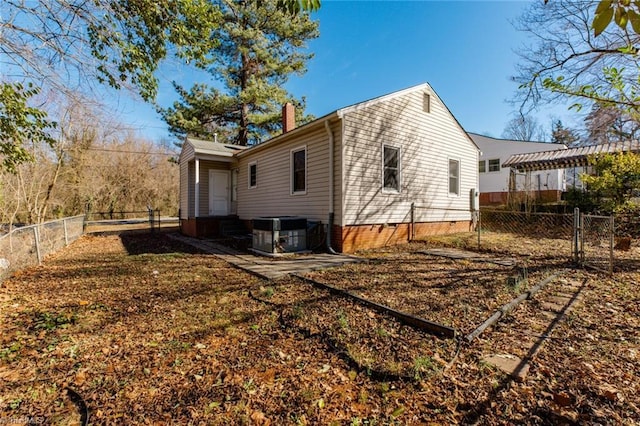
[89,302,109,311]
[0,341,21,361]
[30,310,78,331]
[413,355,439,381]
[506,267,528,292]
[375,327,389,337]
[166,340,191,352]
[291,304,305,319]
[260,286,275,298]
[337,310,349,330]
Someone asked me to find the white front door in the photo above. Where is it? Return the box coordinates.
[209,170,229,216]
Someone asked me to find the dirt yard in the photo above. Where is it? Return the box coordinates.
[0,233,638,424]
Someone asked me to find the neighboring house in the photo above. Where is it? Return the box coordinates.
[469,133,566,206]
[179,83,479,253]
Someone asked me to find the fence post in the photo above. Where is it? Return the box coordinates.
[33,226,42,265]
[477,210,481,250]
[572,207,579,264]
[63,218,69,246]
[609,215,615,275]
[580,212,585,264]
[148,207,154,233]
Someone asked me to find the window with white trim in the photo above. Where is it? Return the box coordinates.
[449,159,460,196]
[291,146,306,194]
[478,160,486,173]
[383,145,400,192]
[488,158,500,172]
[248,162,257,188]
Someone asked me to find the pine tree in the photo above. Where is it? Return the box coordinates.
[161,1,319,146]
[550,120,580,146]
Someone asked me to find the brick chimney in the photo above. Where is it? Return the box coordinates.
[282,102,296,133]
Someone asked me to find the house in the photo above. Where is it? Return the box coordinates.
[469,133,566,206]
[179,83,479,253]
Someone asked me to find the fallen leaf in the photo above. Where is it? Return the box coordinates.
[553,392,573,407]
[318,364,330,374]
[599,385,620,401]
[250,410,268,425]
[74,371,87,386]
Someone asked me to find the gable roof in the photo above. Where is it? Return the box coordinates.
[180,137,248,162]
[236,82,479,157]
[502,140,640,171]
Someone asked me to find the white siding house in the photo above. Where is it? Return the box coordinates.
[179,83,479,252]
[469,133,566,205]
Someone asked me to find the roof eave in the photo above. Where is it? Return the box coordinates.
[235,111,340,158]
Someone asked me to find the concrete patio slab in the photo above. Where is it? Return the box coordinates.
[168,234,364,280]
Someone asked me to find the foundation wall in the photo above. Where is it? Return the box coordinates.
[337,220,472,253]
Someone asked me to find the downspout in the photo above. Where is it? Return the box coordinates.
[195,157,200,218]
[324,120,339,254]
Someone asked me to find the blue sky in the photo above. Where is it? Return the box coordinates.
[112,1,576,145]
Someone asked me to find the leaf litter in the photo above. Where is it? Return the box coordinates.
[0,232,637,424]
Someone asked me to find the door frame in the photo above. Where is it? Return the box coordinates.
[208,169,230,216]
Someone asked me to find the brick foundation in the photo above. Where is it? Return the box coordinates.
[337,221,472,253]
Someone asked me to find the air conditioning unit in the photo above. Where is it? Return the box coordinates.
[252,217,307,254]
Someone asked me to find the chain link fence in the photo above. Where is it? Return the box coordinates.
[477,209,617,274]
[408,205,626,274]
[479,210,574,239]
[0,216,85,283]
[478,209,575,260]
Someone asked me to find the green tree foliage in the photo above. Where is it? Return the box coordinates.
[89,0,223,101]
[0,83,56,173]
[160,1,319,146]
[2,0,319,103]
[581,152,640,212]
[592,0,640,37]
[1,0,321,172]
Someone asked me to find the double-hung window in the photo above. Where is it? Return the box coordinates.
[248,162,257,189]
[478,160,486,173]
[383,145,400,192]
[449,159,460,196]
[488,158,500,172]
[291,146,306,194]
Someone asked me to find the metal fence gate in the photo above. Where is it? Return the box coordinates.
[574,210,614,275]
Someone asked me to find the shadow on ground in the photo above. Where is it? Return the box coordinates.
[119,232,203,255]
